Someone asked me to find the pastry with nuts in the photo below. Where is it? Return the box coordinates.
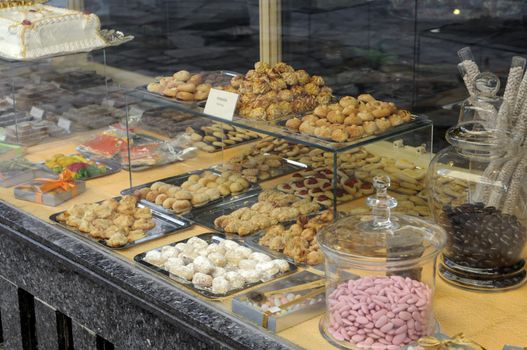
[56,196,155,248]
[259,210,333,265]
[221,61,332,121]
[213,190,320,236]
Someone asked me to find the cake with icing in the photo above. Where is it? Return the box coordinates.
[0,4,107,60]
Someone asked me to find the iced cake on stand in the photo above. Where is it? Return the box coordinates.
[0,3,107,60]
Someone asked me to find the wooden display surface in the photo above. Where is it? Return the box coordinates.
[0,130,526,349]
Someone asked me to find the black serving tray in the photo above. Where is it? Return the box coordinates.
[120,167,261,219]
[50,198,192,250]
[134,233,297,300]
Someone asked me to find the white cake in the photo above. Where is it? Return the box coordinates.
[0,4,107,60]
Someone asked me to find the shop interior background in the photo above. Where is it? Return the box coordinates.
[50,0,527,150]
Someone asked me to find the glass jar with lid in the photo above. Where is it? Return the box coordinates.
[318,175,446,350]
[427,121,527,290]
[458,71,502,128]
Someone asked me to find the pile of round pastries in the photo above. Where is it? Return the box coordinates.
[56,196,155,248]
[186,122,259,153]
[285,94,412,142]
[214,190,320,236]
[147,70,213,102]
[143,237,290,295]
[222,153,284,183]
[259,211,333,265]
[222,61,332,121]
[247,136,312,162]
[133,171,251,214]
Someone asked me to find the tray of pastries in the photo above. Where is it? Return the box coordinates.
[220,152,308,184]
[138,108,211,138]
[123,168,258,217]
[136,233,296,299]
[191,190,320,237]
[221,61,332,121]
[245,137,312,163]
[275,167,370,207]
[283,94,414,143]
[143,70,239,104]
[246,210,334,268]
[51,195,192,249]
[185,122,260,153]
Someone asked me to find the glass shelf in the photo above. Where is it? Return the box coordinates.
[129,88,432,153]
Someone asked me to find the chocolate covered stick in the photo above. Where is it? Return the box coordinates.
[503,154,527,215]
[487,157,520,208]
[497,57,526,132]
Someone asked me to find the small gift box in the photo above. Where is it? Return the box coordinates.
[0,169,54,188]
[14,170,86,206]
[232,271,325,332]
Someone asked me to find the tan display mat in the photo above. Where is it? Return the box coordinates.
[1,130,526,349]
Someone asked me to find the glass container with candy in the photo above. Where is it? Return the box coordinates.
[427,121,527,290]
[318,175,446,350]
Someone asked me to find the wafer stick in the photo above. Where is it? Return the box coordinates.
[503,154,527,214]
[496,57,526,132]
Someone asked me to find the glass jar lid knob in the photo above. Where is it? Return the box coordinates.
[473,71,500,97]
[366,175,397,229]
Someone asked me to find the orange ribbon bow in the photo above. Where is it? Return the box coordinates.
[18,169,78,204]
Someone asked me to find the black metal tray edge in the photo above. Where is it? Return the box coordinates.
[134,232,297,300]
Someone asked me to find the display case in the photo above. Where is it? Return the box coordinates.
[0,37,434,350]
[0,2,526,350]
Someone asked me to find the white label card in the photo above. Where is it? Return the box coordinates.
[129,106,145,118]
[5,97,14,105]
[58,117,71,133]
[203,89,239,121]
[30,107,45,120]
